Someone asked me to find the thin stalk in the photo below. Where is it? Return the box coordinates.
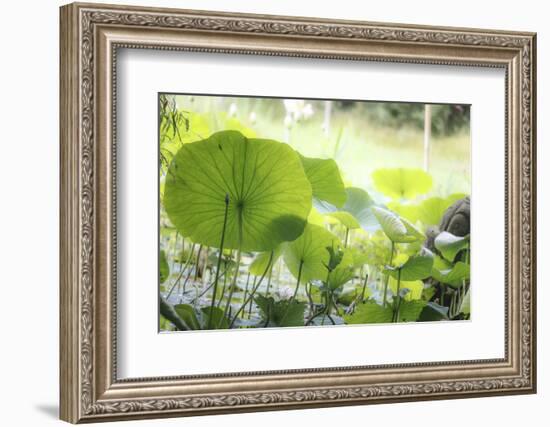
[191,266,231,303]
[306,282,314,314]
[264,265,273,297]
[292,260,304,299]
[217,258,229,307]
[382,241,395,307]
[223,208,244,320]
[223,246,241,320]
[166,243,196,299]
[344,227,350,248]
[392,268,402,322]
[242,273,251,319]
[230,252,274,327]
[360,272,369,302]
[207,194,230,330]
[322,270,331,325]
[194,244,203,281]
[248,277,257,319]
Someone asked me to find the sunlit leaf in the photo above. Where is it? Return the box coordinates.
[327,249,355,290]
[384,248,434,281]
[344,300,426,324]
[372,168,433,200]
[372,206,423,243]
[299,155,346,207]
[460,289,471,315]
[389,277,424,301]
[344,300,392,324]
[316,187,378,231]
[249,246,282,276]
[283,223,339,283]
[164,130,312,252]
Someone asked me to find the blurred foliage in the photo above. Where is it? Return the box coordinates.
[338,101,470,137]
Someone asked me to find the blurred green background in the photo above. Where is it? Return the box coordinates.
[170,95,471,200]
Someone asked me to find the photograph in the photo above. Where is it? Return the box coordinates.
[159,94,471,331]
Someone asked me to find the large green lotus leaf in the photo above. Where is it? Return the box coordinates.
[249,246,282,276]
[384,248,434,281]
[159,250,169,284]
[432,259,470,288]
[372,168,433,200]
[315,187,379,231]
[372,206,420,243]
[283,223,339,283]
[299,155,346,207]
[389,277,423,301]
[435,231,470,262]
[164,131,312,252]
[327,250,355,290]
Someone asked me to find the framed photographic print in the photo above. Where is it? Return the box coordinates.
[59,2,537,423]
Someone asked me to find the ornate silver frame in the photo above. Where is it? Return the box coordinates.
[60,2,537,423]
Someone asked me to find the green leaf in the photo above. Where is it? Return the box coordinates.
[401,217,425,241]
[159,297,188,331]
[389,278,424,301]
[398,300,427,322]
[435,231,470,262]
[416,197,452,226]
[432,261,470,288]
[249,246,282,276]
[200,306,230,330]
[460,289,471,315]
[164,130,312,252]
[327,250,355,290]
[385,248,434,281]
[344,300,393,324]
[326,211,360,229]
[372,206,423,243]
[344,300,426,324]
[299,155,346,207]
[283,223,339,283]
[174,304,201,330]
[255,295,305,327]
[316,188,379,231]
[418,302,449,321]
[372,168,433,200]
[159,250,169,284]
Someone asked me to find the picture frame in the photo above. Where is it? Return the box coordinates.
[59,2,537,423]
